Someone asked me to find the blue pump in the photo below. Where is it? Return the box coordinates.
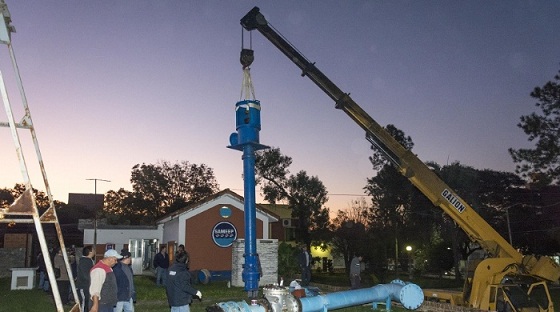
[228,98,269,298]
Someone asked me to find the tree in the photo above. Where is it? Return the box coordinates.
[365,124,422,272]
[103,188,148,225]
[130,163,169,218]
[255,147,330,246]
[56,202,96,224]
[329,198,370,273]
[368,124,414,171]
[277,242,300,279]
[428,163,477,278]
[509,67,560,184]
[426,240,454,275]
[160,161,219,205]
[431,163,531,278]
[0,187,14,209]
[104,160,220,224]
[0,183,54,212]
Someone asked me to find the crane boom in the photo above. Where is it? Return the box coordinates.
[240,7,559,284]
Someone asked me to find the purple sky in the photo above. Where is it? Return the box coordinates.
[1,1,559,212]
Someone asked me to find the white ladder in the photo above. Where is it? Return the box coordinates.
[0,1,78,311]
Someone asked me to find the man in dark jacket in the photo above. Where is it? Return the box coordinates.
[298,245,312,286]
[114,250,135,312]
[37,251,50,292]
[76,246,95,311]
[53,248,71,305]
[153,246,169,286]
[166,251,201,312]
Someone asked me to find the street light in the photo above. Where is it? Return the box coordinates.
[86,178,110,259]
[394,233,399,278]
[406,245,413,280]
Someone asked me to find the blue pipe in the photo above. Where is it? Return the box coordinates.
[299,280,424,311]
[242,144,258,294]
[198,269,232,284]
[212,281,423,312]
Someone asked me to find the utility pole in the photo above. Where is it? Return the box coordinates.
[86,178,110,259]
[505,206,513,245]
[503,203,524,246]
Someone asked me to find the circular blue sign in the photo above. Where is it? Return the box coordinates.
[219,206,232,218]
[212,222,237,248]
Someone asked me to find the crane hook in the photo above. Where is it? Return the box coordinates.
[240,48,254,69]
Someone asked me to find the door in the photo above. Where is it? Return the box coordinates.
[129,239,143,274]
[143,239,158,271]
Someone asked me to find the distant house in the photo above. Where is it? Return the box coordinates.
[82,189,283,277]
[80,220,162,275]
[82,188,352,276]
[68,193,103,214]
[259,204,297,242]
[255,203,345,271]
[155,189,280,272]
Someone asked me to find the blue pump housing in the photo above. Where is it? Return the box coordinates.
[229,100,267,150]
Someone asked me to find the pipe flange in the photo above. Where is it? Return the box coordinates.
[399,284,424,310]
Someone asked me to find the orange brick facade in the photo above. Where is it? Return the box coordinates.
[186,204,264,271]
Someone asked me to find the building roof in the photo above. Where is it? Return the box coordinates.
[155,188,281,224]
[259,204,292,219]
[78,219,158,230]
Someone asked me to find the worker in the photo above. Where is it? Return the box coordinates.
[350,255,363,289]
[298,245,312,286]
[166,251,202,311]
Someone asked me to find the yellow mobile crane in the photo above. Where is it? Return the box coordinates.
[241,7,560,312]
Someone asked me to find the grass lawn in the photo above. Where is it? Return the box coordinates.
[1,273,558,312]
[0,278,56,311]
[0,274,409,312]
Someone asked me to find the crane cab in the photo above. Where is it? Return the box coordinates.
[480,280,552,312]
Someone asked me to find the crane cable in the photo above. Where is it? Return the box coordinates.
[240,27,256,101]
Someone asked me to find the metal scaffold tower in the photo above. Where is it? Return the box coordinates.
[0,2,78,311]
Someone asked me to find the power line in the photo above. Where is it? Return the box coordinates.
[329,193,372,197]
[231,188,371,197]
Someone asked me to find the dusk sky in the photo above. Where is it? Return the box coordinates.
[0,1,559,212]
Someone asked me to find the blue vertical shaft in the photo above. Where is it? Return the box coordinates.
[242,144,259,295]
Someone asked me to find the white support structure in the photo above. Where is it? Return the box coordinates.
[0,1,78,311]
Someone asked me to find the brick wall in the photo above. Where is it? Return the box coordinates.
[0,248,26,278]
